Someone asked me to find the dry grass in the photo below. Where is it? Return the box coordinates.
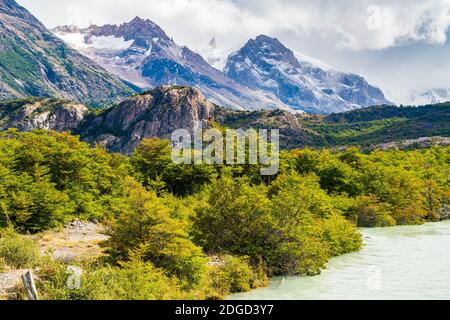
[32,222,109,263]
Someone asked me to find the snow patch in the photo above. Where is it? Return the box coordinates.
[90,36,134,51]
[408,88,450,105]
[54,32,133,52]
[293,51,335,71]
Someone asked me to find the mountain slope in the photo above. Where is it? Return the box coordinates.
[224,35,391,114]
[53,18,289,112]
[0,0,133,106]
[0,97,88,132]
[0,86,448,153]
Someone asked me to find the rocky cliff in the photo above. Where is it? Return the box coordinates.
[80,86,215,154]
[0,97,88,132]
[224,35,391,113]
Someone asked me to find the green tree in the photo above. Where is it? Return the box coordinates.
[107,177,207,287]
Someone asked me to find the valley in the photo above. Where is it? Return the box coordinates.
[0,0,449,303]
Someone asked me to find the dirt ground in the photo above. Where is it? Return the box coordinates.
[36,220,110,263]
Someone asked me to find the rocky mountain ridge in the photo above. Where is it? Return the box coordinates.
[0,0,133,106]
[53,18,289,112]
[52,18,390,114]
[224,35,391,113]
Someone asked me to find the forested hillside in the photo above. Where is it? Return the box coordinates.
[215,102,450,148]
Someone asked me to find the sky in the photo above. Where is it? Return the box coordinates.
[15,0,450,104]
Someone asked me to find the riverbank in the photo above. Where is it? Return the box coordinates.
[230,221,450,300]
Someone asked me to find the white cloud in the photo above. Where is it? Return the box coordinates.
[16,0,450,51]
[15,0,450,103]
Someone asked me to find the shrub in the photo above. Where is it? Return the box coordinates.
[131,138,216,196]
[0,130,130,232]
[0,257,6,272]
[0,228,40,268]
[37,258,190,300]
[268,173,361,275]
[349,195,396,227]
[322,213,363,256]
[193,176,274,262]
[107,178,208,288]
[194,174,362,277]
[209,256,255,295]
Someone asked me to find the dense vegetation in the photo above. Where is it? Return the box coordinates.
[307,103,450,147]
[218,103,450,148]
[0,130,448,300]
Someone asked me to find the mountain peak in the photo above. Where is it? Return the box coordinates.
[130,16,146,23]
[208,37,217,49]
[225,35,390,113]
[254,34,278,43]
[115,16,170,42]
[230,34,299,70]
[253,35,286,49]
[126,16,157,29]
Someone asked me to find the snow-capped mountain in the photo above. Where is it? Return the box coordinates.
[224,35,391,113]
[53,19,391,114]
[52,18,289,111]
[409,88,450,105]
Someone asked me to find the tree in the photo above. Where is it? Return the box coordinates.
[107,177,207,287]
[193,175,274,262]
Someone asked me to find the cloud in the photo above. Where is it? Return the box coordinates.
[17,0,450,51]
[15,0,450,104]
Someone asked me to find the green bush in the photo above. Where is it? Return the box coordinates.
[0,257,6,272]
[107,178,208,288]
[349,195,396,227]
[0,228,40,268]
[209,256,255,294]
[194,174,363,277]
[0,130,130,232]
[193,175,274,263]
[322,213,363,256]
[37,258,190,300]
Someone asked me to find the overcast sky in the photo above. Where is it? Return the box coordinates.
[16,0,450,103]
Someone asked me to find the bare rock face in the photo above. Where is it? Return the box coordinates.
[0,98,89,132]
[81,86,214,154]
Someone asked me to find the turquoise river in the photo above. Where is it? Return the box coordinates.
[230,221,450,300]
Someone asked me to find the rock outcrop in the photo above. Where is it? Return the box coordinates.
[0,86,448,154]
[0,98,88,132]
[81,86,215,154]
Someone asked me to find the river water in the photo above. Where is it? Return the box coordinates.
[230,221,450,300]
